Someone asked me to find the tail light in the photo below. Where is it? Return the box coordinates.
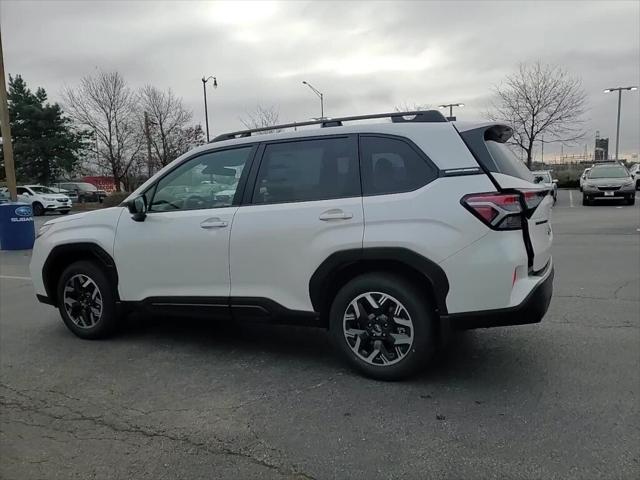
[520,189,547,217]
[461,192,523,230]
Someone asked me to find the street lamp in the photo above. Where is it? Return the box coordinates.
[603,86,637,160]
[202,75,218,142]
[438,103,464,120]
[302,81,324,120]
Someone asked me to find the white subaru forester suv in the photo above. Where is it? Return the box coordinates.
[30,111,554,380]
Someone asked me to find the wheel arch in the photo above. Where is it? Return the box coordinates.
[42,243,119,307]
[309,248,449,326]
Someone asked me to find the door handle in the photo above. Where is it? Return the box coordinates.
[200,218,228,229]
[319,209,353,221]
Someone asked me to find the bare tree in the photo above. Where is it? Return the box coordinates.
[239,105,281,133]
[394,102,432,112]
[63,71,143,191]
[488,61,587,167]
[139,85,194,170]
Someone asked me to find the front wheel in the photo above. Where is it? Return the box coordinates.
[57,261,118,339]
[330,273,436,380]
[32,202,44,216]
[627,197,636,206]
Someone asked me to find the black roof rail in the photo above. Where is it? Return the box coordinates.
[211,110,448,142]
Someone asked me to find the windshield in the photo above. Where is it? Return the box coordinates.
[588,166,629,179]
[77,183,98,191]
[30,186,56,194]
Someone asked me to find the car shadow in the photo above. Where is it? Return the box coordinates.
[118,312,341,369]
[114,313,547,386]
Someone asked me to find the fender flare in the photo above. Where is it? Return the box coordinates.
[309,247,449,316]
[42,243,119,306]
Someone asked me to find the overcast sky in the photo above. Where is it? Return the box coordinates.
[1,0,639,160]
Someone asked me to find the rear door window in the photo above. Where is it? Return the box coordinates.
[252,137,359,204]
[360,136,438,195]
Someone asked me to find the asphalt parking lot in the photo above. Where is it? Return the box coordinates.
[1,189,639,480]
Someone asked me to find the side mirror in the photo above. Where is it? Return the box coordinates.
[128,195,147,222]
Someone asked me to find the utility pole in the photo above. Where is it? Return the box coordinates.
[0,29,17,201]
[438,103,464,121]
[144,111,153,178]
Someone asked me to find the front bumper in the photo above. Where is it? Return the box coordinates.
[441,266,554,330]
[583,187,635,199]
[44,203,71,211]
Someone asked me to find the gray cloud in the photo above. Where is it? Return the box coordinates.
[1,0,638,159]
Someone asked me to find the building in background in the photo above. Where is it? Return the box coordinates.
[82,176,119,193]
[594,131,609,161]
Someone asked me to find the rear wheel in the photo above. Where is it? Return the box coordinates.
[56,261,118,339]
[32,202,44,216]
[330,273,436,380]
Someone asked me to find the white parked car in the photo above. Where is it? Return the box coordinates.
[532,170,558,203]
[628,163,640,190]
[579,168,591,192]
[17,185,72,216]
[30,110,554,380]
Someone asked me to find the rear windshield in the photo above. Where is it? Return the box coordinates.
[588,165,628,179]
[485,141,534,182]
[459,126,534,182]
[76,183,98,191]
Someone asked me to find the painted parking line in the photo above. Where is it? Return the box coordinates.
[0,275,31,281]
[569,190,574,208]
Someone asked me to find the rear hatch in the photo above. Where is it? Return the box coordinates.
[456,124,553,272]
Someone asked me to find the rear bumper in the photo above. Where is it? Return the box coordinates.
[441,265,554,330]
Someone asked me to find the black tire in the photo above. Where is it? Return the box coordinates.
[56,260,118,339]
[636,180,640,191]
[582,195,589,206]
[32,202,45,216]
[627,197,635,206]
[329,273,436,380]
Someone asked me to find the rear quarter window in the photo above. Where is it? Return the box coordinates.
[360,135,438,196]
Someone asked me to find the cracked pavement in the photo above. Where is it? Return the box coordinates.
[1,189,639,479]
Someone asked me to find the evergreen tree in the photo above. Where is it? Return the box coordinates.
[0,75,88,185]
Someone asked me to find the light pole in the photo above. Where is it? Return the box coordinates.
[202,75,218,142]
[603,86,637,160]
[302,81,324,120]
[438,103,464,120]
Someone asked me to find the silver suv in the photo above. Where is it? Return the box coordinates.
[582,163,636,206]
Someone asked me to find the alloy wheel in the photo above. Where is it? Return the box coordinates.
[62,274,103,329]
[343,292,414,366]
